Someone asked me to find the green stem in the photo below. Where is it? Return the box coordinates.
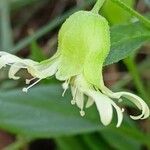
[91,0,106,13]
[110,0,150,28]
[3,136,30,150]
[124,56,149,103]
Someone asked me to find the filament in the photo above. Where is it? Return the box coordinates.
[22,79,41,93]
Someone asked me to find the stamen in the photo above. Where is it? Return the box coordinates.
[121,108,125,112]
[73,87,77,100]
[80,110,85,117]
[22,79,41,93]
[26,77,36,84]
[62,78,70,97]
[118,98,123,103]
[70,87,78,105]
[71,99,76,105]
[62,82,69,97]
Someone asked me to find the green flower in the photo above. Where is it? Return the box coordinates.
[0,8,149,127]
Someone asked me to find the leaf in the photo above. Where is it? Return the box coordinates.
[0,85,101,138]
[100,128,141,150]
[104,22,150,65]
[56,136,86,150]
[0,84,149,148]
[0,0,13,51]
[30,41,46,61]
[101,126,150,149]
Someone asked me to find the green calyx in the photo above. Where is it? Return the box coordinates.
[56,10,110,88]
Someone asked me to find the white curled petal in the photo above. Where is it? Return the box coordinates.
[0,51,10,56]
[8,63,23,80]
[110,101,124,127]
[114,92,150,120]
[86,97,94,108]
[0,53,22,64]
[88,91,113,126]
[0,51,11,55]
[0,51,37,68]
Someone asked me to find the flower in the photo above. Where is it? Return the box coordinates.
[0,9,149,127]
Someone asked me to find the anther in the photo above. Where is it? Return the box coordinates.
[121,108,125,112]
[22,88,28,93]
[80,110,85,117]
[26,77,36,84]
[118,98,123,103]
[71,99,76,105]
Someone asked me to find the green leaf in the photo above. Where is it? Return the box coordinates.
[0,0,13,50]
[100,128,141,150]
[0,85,101,138]
[104,22,150,65]
[30,41,46,61]
[81,133,111,150]
[0,84,149,147]
[56,136,86,150]
[101,126,150,149]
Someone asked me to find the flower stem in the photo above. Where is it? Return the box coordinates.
[91,0,106,14]
[110,0,150,28]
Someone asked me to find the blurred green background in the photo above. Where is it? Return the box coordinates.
[0,0,150,150]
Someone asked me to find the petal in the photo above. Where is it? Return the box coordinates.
[114,92,150,120]
[86,97,94,108]
[0,51,60,80]
[0,52,22,64]
[0,59,6,69]
[27,55,59,79]
[110,100,124,127]
[88,90,113,126]
[8,63,21,80]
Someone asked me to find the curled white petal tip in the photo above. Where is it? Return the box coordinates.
[115,92,150,120]
[102,86,149,122]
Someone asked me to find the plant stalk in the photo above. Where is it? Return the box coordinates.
[92,0,106,13]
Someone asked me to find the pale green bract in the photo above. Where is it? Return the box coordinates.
[0,10,149,127]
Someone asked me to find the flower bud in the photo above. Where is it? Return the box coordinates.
[56,11,110,88]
